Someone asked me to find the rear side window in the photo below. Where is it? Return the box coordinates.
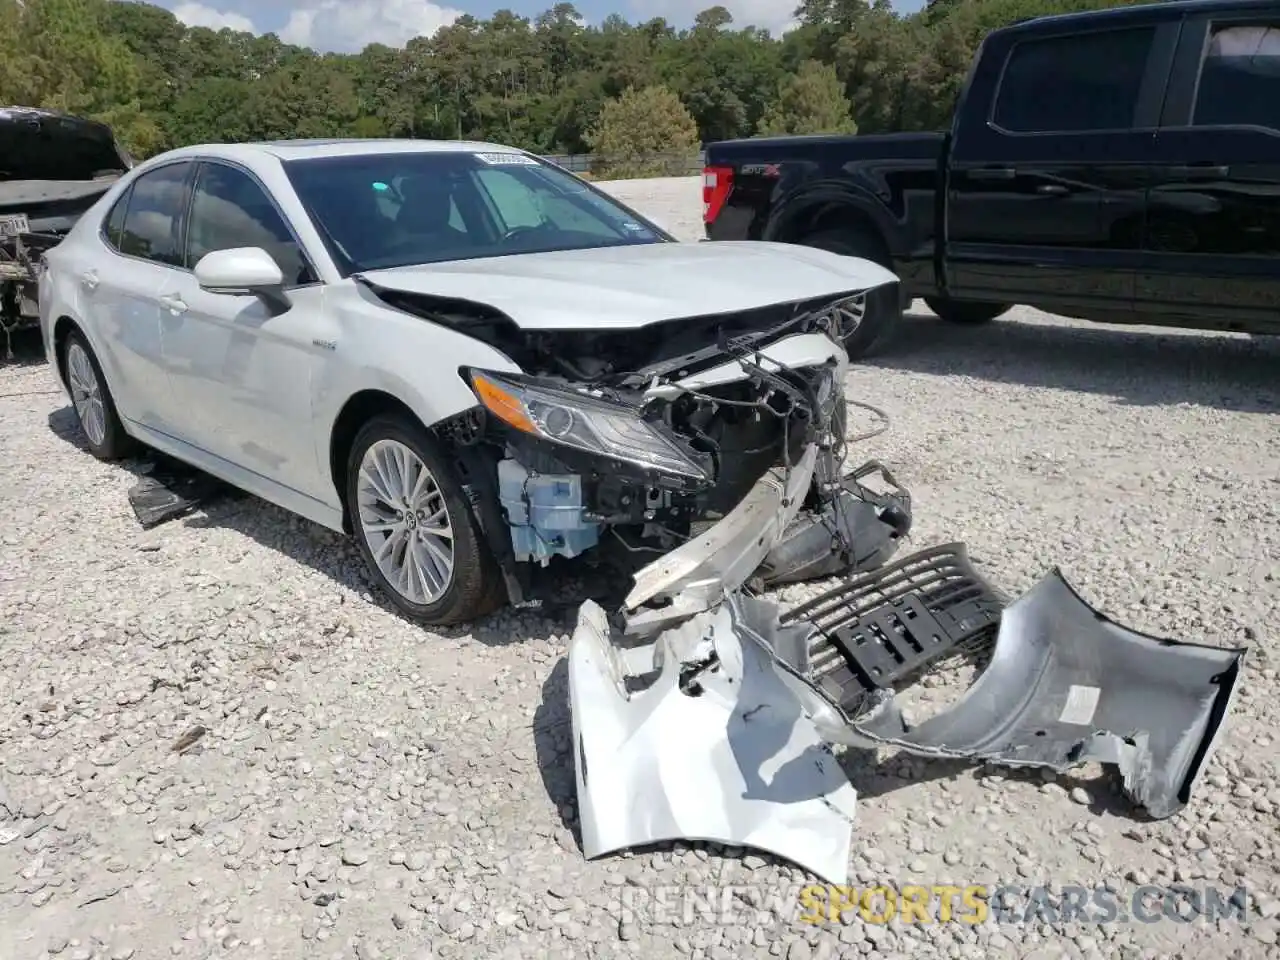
[118,162,192,267]
[102,187,130,251]
[993,27,1157,133]
[185,162,316,285]
[1193,23,1280,131]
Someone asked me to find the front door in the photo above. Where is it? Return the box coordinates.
[1137,14,1280,331]
[158,160,332,500]
[945,23,1177,315]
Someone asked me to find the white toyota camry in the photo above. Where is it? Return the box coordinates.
[37,138,902,628]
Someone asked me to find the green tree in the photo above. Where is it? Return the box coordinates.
[757,59,856,135]
[0,0,1166,173]
[585,84,701,179]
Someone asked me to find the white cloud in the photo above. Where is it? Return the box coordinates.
[628,0,799,34]
[280,0,462,52]
[171,1,257,33]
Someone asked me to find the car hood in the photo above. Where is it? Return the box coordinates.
[355,241,898,330]
[0,107,130,183]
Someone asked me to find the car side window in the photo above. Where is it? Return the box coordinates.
[993,27,1157,133]
[186,163,317,286]
[102,187,130,251]
[118,163,192,266]
[1193,23,1280,131]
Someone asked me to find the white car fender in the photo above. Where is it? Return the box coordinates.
[311,285,525,490]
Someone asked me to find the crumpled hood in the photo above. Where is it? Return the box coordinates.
[356,240,898,330]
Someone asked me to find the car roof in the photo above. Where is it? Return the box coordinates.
[147,138,530,166]
[996,0,1273,36]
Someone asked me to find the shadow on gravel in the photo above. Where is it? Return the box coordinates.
[871,311,1280,414]
[182,501,576,646]
[46,405,582,645]
[837,748,1141,818]
[0,326,46,370]
[533,657,582,850]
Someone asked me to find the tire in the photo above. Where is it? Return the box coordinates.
[346,413,505,626]
[801,227,901,360]
[61,328,138,461]
[923,296,1011,326]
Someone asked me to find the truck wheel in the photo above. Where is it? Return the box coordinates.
[924,296,1010,325]
[801,227,899,360]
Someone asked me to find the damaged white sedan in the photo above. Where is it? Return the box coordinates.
[36,138,905,625]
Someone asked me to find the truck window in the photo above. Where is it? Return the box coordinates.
[1193,23,1280,131]
[992,27,1156,133]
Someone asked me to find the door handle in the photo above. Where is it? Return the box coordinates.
[1166,164,1230,178]
[969,167,1017,181]
[79,270,99,291]
[1035,184,1069,196]
[160,294,187,315]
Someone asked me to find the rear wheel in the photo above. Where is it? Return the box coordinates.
[61,329,138,461]
[800,227,900,360]
[924,296,1011,325]
[346,413,504,626]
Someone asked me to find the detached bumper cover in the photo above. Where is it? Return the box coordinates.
[835,570,1244,819]
[760,564,1246,821]
[570,541,1247,881]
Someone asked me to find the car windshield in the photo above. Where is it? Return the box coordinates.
[282,150,671,274]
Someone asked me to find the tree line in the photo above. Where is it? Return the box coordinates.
[0,0,1147,174]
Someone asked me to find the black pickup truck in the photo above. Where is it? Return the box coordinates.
[704,0,1280,357]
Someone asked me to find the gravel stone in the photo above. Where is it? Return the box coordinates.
[0,174,1275,959]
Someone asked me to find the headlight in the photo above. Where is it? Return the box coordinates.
[467,369,707,480]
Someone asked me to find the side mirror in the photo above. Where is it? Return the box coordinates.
[193,247,290,315]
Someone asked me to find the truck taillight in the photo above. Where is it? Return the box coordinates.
[703,165,734,225]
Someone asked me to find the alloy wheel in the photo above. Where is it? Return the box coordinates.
[355,438,455,605]
[66,342,107,448]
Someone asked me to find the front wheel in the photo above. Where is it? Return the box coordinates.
[924,296,1011,326]
[801,227,900,360]
[346,414,505,626]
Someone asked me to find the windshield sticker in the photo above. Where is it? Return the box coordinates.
[474,152,538,165]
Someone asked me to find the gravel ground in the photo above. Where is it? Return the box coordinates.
[1,175,1278,960]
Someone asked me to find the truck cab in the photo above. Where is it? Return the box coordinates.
[705,0,1280,353]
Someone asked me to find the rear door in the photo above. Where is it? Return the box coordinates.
[90,160,195,436]
[1138,14,1280,329]
[946,21,1178,313]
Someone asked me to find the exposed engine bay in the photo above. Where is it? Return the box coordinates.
[365,276,911,626]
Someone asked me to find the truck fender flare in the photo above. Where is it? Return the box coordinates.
[764,183,899,255]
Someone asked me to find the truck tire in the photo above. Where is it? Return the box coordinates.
[800,227,899,360]
[923,296,1010,325]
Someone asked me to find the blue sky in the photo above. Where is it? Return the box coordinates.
[160,0,922,54]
